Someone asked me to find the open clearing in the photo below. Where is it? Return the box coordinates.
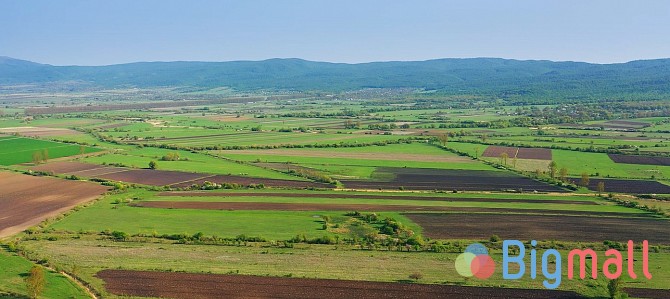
[96,269,585,299]
[405,213,670,243]
[0,171,108,238]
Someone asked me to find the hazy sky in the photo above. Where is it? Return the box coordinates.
[1,0,669,65]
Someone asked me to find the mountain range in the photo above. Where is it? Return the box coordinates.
[2,56,670,101]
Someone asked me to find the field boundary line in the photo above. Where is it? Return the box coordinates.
[168,174,218,186]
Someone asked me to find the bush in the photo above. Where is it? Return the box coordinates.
[409,272,424,281]
[110,231,129,241]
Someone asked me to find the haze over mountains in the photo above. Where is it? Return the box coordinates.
[1,56,670,101]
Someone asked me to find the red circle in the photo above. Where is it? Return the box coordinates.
[471,255,495,279]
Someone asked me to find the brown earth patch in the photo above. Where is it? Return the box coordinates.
[0,171,109,238]
[568,178,670,194]
[0,126,82,137]
[222,149,473,163]
[96,169,212,186]
[482,146,551,160]
[341,168,566,192]
[96,269,585,299]
[31,161,106,173]
[405,213,670,243]
[158,191,598,205]
[623,288,670,299]
[31,161,329,189]
[169,175,332,189]
[608,154,670,166]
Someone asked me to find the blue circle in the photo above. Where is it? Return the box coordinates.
[465,243,488,256]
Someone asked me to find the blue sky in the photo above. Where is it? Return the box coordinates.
[1,0,669,65]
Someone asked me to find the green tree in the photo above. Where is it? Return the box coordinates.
[148,160,157,170]
[597,181,606,195]
[559,167,568,182]
[437,133,449,146]
[607,277,624,299]
[25,266,45,299]
[580,172,590,187]
[548,161,558,179]
[409,272,423,281]
[499,152,509,166]
[32,151,43,165]
[41,149,49,162]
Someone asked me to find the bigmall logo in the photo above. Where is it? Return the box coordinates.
[455,240,652,289]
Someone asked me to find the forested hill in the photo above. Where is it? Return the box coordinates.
[2,56,670,101]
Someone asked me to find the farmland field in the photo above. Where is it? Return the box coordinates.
[0,137,100,165]
[2,68,670,298]
[0,171,109,238]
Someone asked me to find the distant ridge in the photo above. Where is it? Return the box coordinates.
[1,56,670,101]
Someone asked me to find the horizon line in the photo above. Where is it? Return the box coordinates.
[3,55,670,68]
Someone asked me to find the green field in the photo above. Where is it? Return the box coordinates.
[82,147,304,180]
[2,95,670,298]
[0,136,100,165]
[0,250,87,298]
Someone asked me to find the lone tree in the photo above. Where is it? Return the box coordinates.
[597,181,606,195]
[148,160,158,170]
[499,152,509,166]
[548,161,558,179]
[32,151,43,165]
[25,265,45,299]
[580,172,590,187]
[409,272,424,282]
[474,146,480,158]
[559,167,568,182]
[607,277,624,299]
[41,149,49,163]
[437,133,449,146]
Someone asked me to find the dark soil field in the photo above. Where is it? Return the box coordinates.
[569,177,670,194]
[341,168,566,192]
[31,161,105,173]
[608,154,670,166]
[516,147,552,160]
[96,169,211,186]
[561,120,650,130]
[0,171,108,238]
[96,270,585,299]
[482,146,518,159]
[158,191,598,205]
[623,288,670,299]
[405,213,670,243]
[31,161,331,188]
[132,201,642,217]
[482,146,551,160]
[169,175,332,189]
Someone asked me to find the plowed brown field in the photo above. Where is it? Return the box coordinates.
[405,213,670,243]
[96,270,585,299]
[0,172,108,238]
